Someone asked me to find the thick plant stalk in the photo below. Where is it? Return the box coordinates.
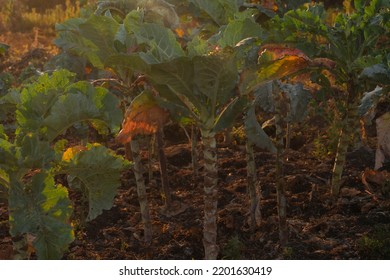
[130,140,152,244]
[200,128,219,260]
[156,128,172,208]
[246,140,261,231]
[331,78,360,196]
[331,120,348,196]
[331,100,360,196]
[273,82,288,246]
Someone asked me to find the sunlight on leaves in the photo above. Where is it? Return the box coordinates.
[116,90,170,144]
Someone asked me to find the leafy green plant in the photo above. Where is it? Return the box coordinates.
[239,42,329,245]
[147,52,246,259]
[358,86,390,169]
[0,72,14,96]
[221,235,244,260]
[0,70,127,259]
[52,3,187,243]
[0,42,9,57]
[116,90,170,242]
[269,0,389,195]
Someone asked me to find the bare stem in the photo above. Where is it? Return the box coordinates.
[156,128,172,208]
[130,139,152,244]
[201,129,219,260]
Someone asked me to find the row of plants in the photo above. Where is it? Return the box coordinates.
[0,0,389,259]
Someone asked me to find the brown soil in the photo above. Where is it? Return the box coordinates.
[1,32,390,260]
[61,139,390,260]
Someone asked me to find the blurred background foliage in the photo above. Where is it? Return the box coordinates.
[0,0,97,33]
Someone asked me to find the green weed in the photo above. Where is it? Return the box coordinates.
[221,235,244,260]
[282,246,294,259]
[358,224,390,259]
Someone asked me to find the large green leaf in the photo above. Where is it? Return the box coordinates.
[78,15,120,66]
[149,57,202,114]
[9,172,74,259]
[213,96,248,132]
[0,138,16,172]
[44,52,88,79]
[105,53,150,74]
[154,91,193,124]
[0,72,14,96]
[0,168,9,200]
[193,54,238,115]
[61,145,127,221]
[187,36,210,57]
[123,9,144,34]
[54,18,104,68]
[19,134,54,170]
[16,70,122,142]
[189,0,240,26]
[16,70,75,135]
[0,125,10,193]
[0,89,21,109]
[150,53,239,129]
[0,124,7,140]
[218,15,265,48]
[43,86,117,141]
[135,23,185,63]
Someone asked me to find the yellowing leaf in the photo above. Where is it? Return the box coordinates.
[311,58,336,69]
[258,44,310,62]
[257,55,309,81]
[175,27,185,38]
[256,44,335,82]
[62,146,87,162]
[116,91,170,144]
[260,0,278,12]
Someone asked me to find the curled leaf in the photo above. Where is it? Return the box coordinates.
[362,168,390,196]
[257,44,310,81]
[257,44,335,82]
[258,44,310,61]
[116,90,170,144]
[62,145,127,221]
